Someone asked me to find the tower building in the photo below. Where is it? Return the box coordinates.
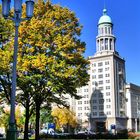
[89,8,127,131]
[68,8,140,132]
[74,9,127,132]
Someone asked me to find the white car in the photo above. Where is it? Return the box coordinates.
[48,128,55,135]
[40,129,48,134]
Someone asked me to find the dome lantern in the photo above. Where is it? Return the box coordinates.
[98,8,112,25]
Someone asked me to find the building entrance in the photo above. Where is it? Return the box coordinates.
[96,122,106,132]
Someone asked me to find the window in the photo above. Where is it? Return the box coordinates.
[93,100,97,103]
[92,63,96,67]
[106,80,110,83]
[77,89,82,93]
[93,93,96,97]
[85,113,89,116]
[78,113,82,117]
[106,105,111,108]
[84,89,88,92]
[105,38,108,50]
[78,101,82,104]
[84,101,89,104]
[98,93,103,98]
[99,112,104,116]
[101,28,103,34]
[93,106,97,109]
[98,68,103,73]
[119,78,123,90]
[106,99,111,102]
[105,74,110,77]
[105,61,109,65]
[98,62,103,66]
[92,69,96,73]
[99,87,103,90]
[85,95,89,98]
[92,81,95,85]
[99,81,103,85]
[92,75,96,79]
[106,86,110,90]
[99,105,104,110]
[78,107,82,110]
[118,64,122,71]
[84,106,89,110]
[108,27,110,34]
[98,74,103,79]
[93,112,97,116]
[106,92,110,96]
[105,67,109,71]
[110,39,112,50]
[105,27,107,34]
[99,99,104,104]
[106,111,111,115]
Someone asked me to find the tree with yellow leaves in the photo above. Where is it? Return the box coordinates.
[17,1,89,139]
[52,107,77,133]
[0,0,89,139]
[0,5,14,104]
[0,105,24,132]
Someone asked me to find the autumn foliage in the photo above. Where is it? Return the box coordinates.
[0,0,89,139]
[52,107,77,131]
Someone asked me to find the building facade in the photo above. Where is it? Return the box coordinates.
[70,9,140,132]
[126,83,140,131]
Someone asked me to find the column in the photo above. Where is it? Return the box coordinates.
[96,40,99,52]
[98,39,101,51]
[108,38,110,50]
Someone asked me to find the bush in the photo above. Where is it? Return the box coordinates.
[128,132,140,139]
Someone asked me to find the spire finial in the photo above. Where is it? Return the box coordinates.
[103,0,107,15]
[103,8,107,15]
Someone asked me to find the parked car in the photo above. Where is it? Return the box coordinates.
[0,133,4,138]
[40,129,48,134]
[77,130,86,135]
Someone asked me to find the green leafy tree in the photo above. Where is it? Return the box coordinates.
[17,0,89,139]
[40,105,53,128]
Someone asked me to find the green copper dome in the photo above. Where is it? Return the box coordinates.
[98,9,112,25]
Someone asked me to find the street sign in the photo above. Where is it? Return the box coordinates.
[48,123,55,129]
[111,124,116,129]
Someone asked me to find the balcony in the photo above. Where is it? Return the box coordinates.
[119,70,123,75]
[119,89,124,93]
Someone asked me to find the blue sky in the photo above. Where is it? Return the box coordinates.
[1,0,140,85]
[51,0,140,86]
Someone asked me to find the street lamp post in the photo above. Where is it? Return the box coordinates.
[1,0,34,140]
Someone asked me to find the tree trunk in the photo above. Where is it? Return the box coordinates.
[35,101,41,140]
[24,99,30,140]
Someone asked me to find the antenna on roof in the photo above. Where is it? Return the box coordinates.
[104,0,106,9]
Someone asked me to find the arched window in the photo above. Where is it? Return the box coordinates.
[105,27,107,34]
[105,38,108,50]
[110,39,112,50]
[101,28,103,34]
[108,27,110,34]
